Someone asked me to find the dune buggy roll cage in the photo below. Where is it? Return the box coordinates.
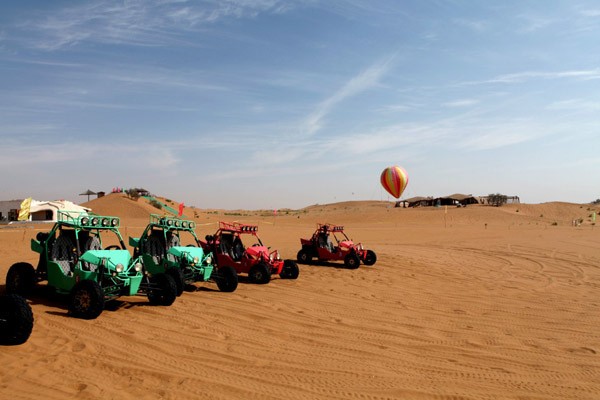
[218,221,259,234]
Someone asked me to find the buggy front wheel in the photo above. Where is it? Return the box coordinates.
[69,280,105,320]
[147,273,177,306]
[166,268,185,296]
[0,294,34,345]
[363,250,377,266]
[280,260,299,279]
[215,266,238,292]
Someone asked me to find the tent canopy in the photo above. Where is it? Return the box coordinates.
[27,200,91,222]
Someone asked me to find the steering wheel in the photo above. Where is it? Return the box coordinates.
[105,245,122,250]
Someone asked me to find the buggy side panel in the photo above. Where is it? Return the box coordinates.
[46,261,76,292]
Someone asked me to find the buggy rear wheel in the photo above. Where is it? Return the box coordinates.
[249,263,271,284]
[344,253,360,269]
[147,273,177,306]
[69,280,105,320]
[215,266,238,292]
[0,294,34,345]
[6,263,36,297]
[280,260,299,279]
[363,250,377,266]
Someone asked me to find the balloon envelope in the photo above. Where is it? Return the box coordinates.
[380,166,409,199]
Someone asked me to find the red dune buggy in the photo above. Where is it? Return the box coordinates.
[201,222,299,284]
[296,223,376,269]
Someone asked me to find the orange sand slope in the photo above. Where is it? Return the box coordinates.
[1,194,599,399]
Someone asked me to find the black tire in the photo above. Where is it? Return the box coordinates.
[0,294,34,345]
[280,260,300,279]
[249,263,271,284]
[5,262,36,297]
[147,273,177,306]
[166,268,185,296]
[69,280,105,320]
[363,250,377,266]
[215,266,238,292]
[344,253,360,269]
[296,249,312,264]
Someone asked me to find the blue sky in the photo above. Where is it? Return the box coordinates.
[1,1,599,209]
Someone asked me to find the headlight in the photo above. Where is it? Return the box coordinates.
[205,256,212,265]
[189,222,195,229]
[134,262,143,272]
[102,218,109,227]
[175,220,181,227]
[111,218,118,227]
[192,257,199,264]
[182,221,188,228]
[270,254,274,261]
[167,220,173,226]
[115,263,124,273]
[91,217,99,226]
[81,217,89,225]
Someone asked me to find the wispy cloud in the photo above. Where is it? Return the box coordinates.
[516,14,555,33]
[15,0,298,50]
[579,9,600,17]
[378,103,419,113]
[453,18,489,32]
[459,69,600,86]
[547,98,600,111]
[442,99,479,108]
[303,56,394,135]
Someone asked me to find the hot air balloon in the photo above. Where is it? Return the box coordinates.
[380,166,409,199]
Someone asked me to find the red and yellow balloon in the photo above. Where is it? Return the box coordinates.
[380,166,409,199]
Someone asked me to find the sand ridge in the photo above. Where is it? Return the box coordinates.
[1,194,599,399]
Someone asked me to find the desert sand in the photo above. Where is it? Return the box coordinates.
[1,194,599,399]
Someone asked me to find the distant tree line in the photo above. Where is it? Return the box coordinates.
[592,198,600,205]
[125,188,140,200]
[487,193,508,207]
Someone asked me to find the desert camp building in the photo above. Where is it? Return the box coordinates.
[0,199,91,223]
[397,194,520,208]
[0,200,23,221]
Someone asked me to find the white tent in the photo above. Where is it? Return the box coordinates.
[19,199,91,222]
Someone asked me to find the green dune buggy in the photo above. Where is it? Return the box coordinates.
[130,214,238,294]
[5,211,177,319]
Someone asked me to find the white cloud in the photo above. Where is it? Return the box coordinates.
[17,0,299,50]
[516,14,555,33]
[580,9,600,17]
[379,104,415,113]
[303,56,394,135]
[442,99,479,108]
[459,69,600,86]
[547,99,600,111]
[453,18,489,32]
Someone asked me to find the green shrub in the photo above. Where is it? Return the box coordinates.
[150,199,162,210]
[487,193,508,207]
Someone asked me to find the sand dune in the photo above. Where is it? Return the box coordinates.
[1,194,599,399]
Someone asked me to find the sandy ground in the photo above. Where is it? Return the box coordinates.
[1,194,599,399]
